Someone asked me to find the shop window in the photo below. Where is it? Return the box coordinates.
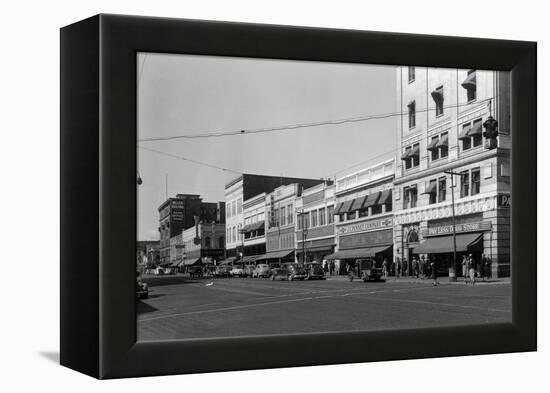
[460,171,470,198]
[371,204,382,215]
[408,101,416,129]
[311,210,318,227]
[327,205,334,224]
[408,66,415,83]
[471,168,481,195]
[412,143,420,167]
[348,211,356,220]
[319,207,326,226]
[438,177,446,202]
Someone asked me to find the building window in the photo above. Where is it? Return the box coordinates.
[304,212,310,228]
[438,177,446,202]
[327,205,334,224]
[297,214,302,230]
[231,201,236,217]
[408,101,416,129]
[472,119,483,147]
[232,227,236,243]
[471,168,481,195]
[412,143,420,167]
[408,66,415,83]
[204,237,211,248]
[403,187,410,209]
[219,237,224,249]
[403,186,417,209]
[462,123,472,151]
[358,208,369,218]
[440,132,449,158]
[404,147,412,170]
[338,213,346,222]
[430,136,439,161]
[410,185,418,208]
[460,171,470,198]
[371,205,382,215]
[347,211,356,220]
[280,206,286,226]
[287,204,293,224]
[466,70,477,102]
[428,179,437,204]
[319,207,326,226]
[433,86,444,116]
[311,210,318,227]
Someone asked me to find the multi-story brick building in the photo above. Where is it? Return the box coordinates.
[393,66,511,278]
[295,181,336,264]
[158,194,225,264]
[241,192,267,263]
[327,160,395,274]
[224,174,324,259]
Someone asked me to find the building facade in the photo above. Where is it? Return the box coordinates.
[180,222,226,266]
[224,174,324,258]
[158,194,225,264]
[393,66,511,277]
[295,181,336,263]
[328,160,395,274]
[241,192,267,263]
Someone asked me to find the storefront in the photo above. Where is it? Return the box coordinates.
[328,215,394,274]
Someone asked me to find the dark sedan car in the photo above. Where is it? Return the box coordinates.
[270,266,290,281]
[283,263,308,281]
[305,263,326,280]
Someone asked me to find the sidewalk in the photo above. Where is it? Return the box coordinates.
[325,274,510,285]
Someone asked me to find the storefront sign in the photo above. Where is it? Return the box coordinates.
[498,194,511,208]
[425,221,491,237]
[338,217,393,235]
[339,229,393,250]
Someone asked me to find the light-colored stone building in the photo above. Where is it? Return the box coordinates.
[393,66,511,278]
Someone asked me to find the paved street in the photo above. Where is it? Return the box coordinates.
[137,275,511,341]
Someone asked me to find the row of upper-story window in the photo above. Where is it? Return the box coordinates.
[401,167,481,209]
[407,68,477,129]
[226,198,243,219]
[296,205,335,230]
[226,224,243,245]
[267,233,294,250]
[337,196,392,223]
[402,116,486,171]
[244,212,265,226]
[182,236,225,250]
[267,203,294,229]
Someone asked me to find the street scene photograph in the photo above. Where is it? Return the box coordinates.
[136,53,512,342]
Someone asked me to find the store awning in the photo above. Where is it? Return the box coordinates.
[241,255,261,263]
[339,199,355,214]
[256,249,294,261]
[219,257,237,265]
[413,233,483,254]
[243,220,265,233]
[431,88,443,102]
[461,72,476,89]
[423,181,437,194]
[459,124,471,140]
[364,191,381,208]
[436,133,448,148]
[378,189,392,205]
[427,137,439,151]
[401,149,411,160]
[351,195,367,211]
[334,202,344,215]
[468,121,482,136]
[183,258,202,266]
[326,245,392,260]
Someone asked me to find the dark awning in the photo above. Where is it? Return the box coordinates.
[427,137,439,151]
[468,121,482,136]
[256,249,294,261]
[378,189,392,205]
[431,88,443,102]
[413,233,483,254]
[184,258,202,266]
[436,133,448,148]
[326,245,392,260]
[334,202,344,215]
[339,199,355,214]
[351,195,367,211]
[459,124,471,140]
[401,149,411,160]
[241,255,261,263]
[423,181,437,194]
[243,220,265,233]
[364,191,381,208]
[410,144,420,157]
[461,72,476,89]
[219,257,237,265]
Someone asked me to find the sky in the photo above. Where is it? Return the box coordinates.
[137,53,397,241]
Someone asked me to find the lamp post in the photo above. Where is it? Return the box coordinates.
[444,170,462,281]
[296,210,308,265]
[238,228,246,263]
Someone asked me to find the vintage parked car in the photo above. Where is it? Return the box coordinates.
[214,265,231,277]
[188,265,204,278]
[253,264,271,278]
[230,265,246,277]
[270,266,290,281]
[242,265,255,277]
[283,263,308,281]
[305,262,326,280]
[349,258,383,282]
[136,274,149,299]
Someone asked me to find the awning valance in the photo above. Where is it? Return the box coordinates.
[423,181,437,194]
[468,121,482,136]
[334,202,344,215]
[436,133,448,148]
[364,191,381,208]
[326,245,392,260]
[461,72,476,90]
[459,124,471,140]
[427,137,439,151]
[413,233,483,254]
[256,249,294,261]
[378,189,392,205]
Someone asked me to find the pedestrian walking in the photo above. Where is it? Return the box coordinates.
[468,254,476,285]
[462,255,468,280]
[413,257,419,278]
[431,257,438,286]
[419,255,426,279]
[382,257,388,278]
[402,258,408,277]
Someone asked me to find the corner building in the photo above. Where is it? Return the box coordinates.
[393,66,511,278]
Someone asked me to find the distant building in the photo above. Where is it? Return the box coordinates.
[136,240,160,267]
[393,66,510,277]
[180,222,226,267]
[158,194,225,264]
[224,174,324,258]
[295,181,336,264]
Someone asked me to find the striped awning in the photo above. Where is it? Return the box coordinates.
[378,189,392,205]
[423,181,437,194]
[243,220,265,233]
[351,195,367,211]
[339,199,355,214]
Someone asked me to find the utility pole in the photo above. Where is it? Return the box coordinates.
[297,209,308,265]
[444,170,461,281]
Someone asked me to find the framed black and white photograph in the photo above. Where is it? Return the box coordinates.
[60,14,536,379]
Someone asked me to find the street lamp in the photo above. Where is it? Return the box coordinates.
[296,210,308,265]
[444,170,461,281]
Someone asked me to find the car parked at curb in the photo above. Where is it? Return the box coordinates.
[270,266,290,280]
[230,265,246,277]
[253,264,271,278]
[305,262,326,280]
[214,265,231,277]
[283,263,308,281]
[349,258,383,282]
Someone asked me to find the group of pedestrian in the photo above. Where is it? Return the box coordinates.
[462,253,492,284]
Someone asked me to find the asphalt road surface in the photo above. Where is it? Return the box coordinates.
[137,276,511,341]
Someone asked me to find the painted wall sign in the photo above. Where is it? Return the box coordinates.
[338,217,393,235]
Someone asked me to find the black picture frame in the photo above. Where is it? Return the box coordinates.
[60,14,536,379]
